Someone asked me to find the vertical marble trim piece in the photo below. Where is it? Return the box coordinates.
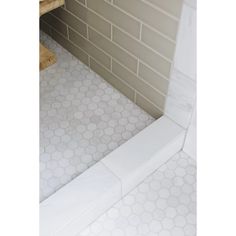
[173,3,196,80]
[165,68,196,128]
[183,103,196,160]
[165,1,196,129]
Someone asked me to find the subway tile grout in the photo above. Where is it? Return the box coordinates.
[141,0,180,21]
[111,0,179,40]
[112,57,167,98]
[139,23,143,41]
[43,23,169,99]
[112,25,173,63]
[68,26,112,65]
[85,0,176,43]
[90,56,136,101]
[135,90,164,112]
[61,6,111,40]
[87,22,172,79]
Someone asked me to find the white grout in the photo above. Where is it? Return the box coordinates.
[141,0,180,21]
[112,58,167,98]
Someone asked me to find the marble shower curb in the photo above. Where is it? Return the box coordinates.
[40,116,185,236]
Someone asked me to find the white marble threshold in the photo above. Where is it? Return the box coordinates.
[40,116,185,236]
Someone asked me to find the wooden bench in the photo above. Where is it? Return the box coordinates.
[40,0,65,70]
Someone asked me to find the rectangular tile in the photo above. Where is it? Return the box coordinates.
[113,0,178,40]
[145,0,183,18]
[51,29,89,66]
[69,28,111,69]
[66,0,111,38]
[136,92,163,119]
[164,68,196,128]
[40,162,121,236]
[52,7,87,37]
[174,4,196,80]
[41,13,68,37]
[141,25,176,59]
[113,27,171,77]
[102,116,185,195]
[138,62,169,95]
[88,28,138,73]
[112,60,166,109]
[90,58,135,101]
[87,0,140,38]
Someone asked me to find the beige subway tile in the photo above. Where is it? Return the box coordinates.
[51,29,89,66]
[40,20,52,36]
[138,62,169,95]
[41,13,68,37]
[66,0,111,38]
[141,25,176,59]
[113,27,171,77]
[145,0,183,18]
[52,8,87,38]
[113,0,178,40]
[136,92,163,119]
[112,60,166,109]
[90,58,135,101]
[88,28,138,73]
[87,0,140,38]
[69,28,111,69]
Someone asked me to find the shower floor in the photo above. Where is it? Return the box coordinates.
[40,32,154,202]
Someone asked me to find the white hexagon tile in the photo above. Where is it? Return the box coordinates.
[79,151,196,236]
[40,32,154,202]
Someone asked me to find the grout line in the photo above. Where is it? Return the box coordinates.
[48,25,168,103]
[86,0,176,43]
[112,57,167,98]
[110,0,178,40]
[141,23,176,45]
[139,23,143,41]
[62,7,111,41]
[68,26,112,65]
[66,25,69,38]
[141,0,180,21]
[135,90,164,112]
[87,25,138,73]
[111,24,113,41]
[134,91,137,103]
[112,24,173,63]
[87,23,171,80]
[88,56,91,67]
[59,1,176,62]
[90,56,136,102]
[137,59,140,76]
[139,60,170,82]
[50,27,92,65]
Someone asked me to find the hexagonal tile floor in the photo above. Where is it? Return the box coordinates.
[79,151,196,236]
[40,32,155,202]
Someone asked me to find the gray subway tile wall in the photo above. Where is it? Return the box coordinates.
[40,0,183,118]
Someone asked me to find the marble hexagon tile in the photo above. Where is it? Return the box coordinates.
[40,32,154,201]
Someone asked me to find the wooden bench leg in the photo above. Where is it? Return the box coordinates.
[40,43,56,71]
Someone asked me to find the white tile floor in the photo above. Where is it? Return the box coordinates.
[79,151,196,236]
[40,32,154,202]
